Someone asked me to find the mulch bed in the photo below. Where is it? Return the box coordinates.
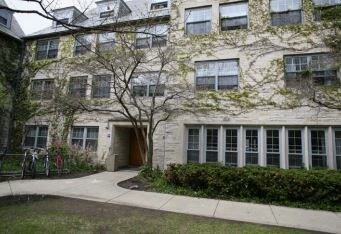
[117,176,152,191]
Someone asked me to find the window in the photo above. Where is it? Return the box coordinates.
[225,129,238,166]
[150,0,168,10]
[310,130,327,168]
[187,128,200,163]
[74,34,93,55]
[132,72,165,97]
[100,10,115,18]
[335,130,341,170]
[31,79,54,100]
[97,32,115,52]
[69,76,87,98]
[71,127,99,151]
[220,2,248,31]
[245,129,258,165]
[24,126,48,148]
[56,18,69,26]
[0,10,11,28]
[266,130,280,167]
[288,130,303,168]
[206,128,219,162]
[36,39,59,60]
[285,54,338,86]
[270,0,302,26]
[195,60,239,91]
[313,0,341,21]
[92,75,111,98]
[136,24,168,49]
[185,6,212,35]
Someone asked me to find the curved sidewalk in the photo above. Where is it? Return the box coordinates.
[0,171,340,233]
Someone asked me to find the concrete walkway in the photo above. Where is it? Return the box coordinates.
[0,171,340,233]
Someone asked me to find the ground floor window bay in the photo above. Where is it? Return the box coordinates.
[185,125,341,170]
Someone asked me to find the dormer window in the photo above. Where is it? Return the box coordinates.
[96,0,131,19]
[100,10,115,18]
[150,0,168,10]
[0,9,12,28]
[52,6,87,27]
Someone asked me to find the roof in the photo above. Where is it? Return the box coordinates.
[0,0,25,40]
[24,0,170,40]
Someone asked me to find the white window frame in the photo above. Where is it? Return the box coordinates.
[71,126,99,151]
[224,127,239,166]
[205,127,219,163]
[309,128,328,168]
[36,38,60,60]
[136,24,168,49]
[132,72,166,97]
[185,6,212,35]
[31,79,54,100]
[97,32,115,52]
[265,128,281,167]
[150,0,169,11]
[286,128,304,169]
[92,75,111,99]
[220,2,249,31]
[270,0,303,26]
[244,128,260,166]
[186,127,201,163]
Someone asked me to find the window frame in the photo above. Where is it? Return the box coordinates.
[69,76,88,98]
[71,126,99,151]
[186,127,201,163]
[96,32,115,52]
[313,0,341,21]
[195,59,239,91]
[265,128,281,167]
[205,127,219,163]
[185,6,212,35]
[136,24,168,49]
[131,72,166,97]
[74,34,93,56]
[24,125,48,148]
[0,9,12,28]
[92,75,111,99]
[224,128,239,166]
[244,128,259,166]
[219,1,249,31]
[270,0,303,26]
[334,128,341,170]
[30,79,55,101]
[284,53,339,86]
[150,1,168,11]
[309,129,328,168]
[36,38,60,60]
[287,128,304,169]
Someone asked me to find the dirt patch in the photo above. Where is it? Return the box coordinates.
[118,176,152,191]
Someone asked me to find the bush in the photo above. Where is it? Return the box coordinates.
[164,164,341,209]
[139,165,162,181]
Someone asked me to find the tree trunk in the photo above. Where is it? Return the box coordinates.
[146,129,153,167]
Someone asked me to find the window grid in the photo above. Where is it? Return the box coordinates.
[195,60,239,91]
[187,128,200,163]
[97,32,115,52]
[270,0,302,26]
[245,129,258,165]
[69,76,87,98]
[285,54,338,86]
[136,25,168,49]
[132,73,165,97]
[24,126,48,148]
[31,79,54,100]
[310,130,327,168]
[225,129,238,166]
[71,127,99,151]
[288,130,303,168]
[36,39,59,60]
[266,130,280,167]
[75,34,93,56]
[220,2,248,31]
[185,7,212,35]
[150,1,168,10]
[92,75,111,98]
[206,128,219,163]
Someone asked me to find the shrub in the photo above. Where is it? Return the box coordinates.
[164,164,341,208]
[139,165,162,181]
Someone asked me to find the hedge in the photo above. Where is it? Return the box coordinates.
[164,164,341,208]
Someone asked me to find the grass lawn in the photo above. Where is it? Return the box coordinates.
[0,195,315,234]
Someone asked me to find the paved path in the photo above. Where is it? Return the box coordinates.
[0,171,340,233]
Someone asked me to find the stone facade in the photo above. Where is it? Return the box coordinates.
[22,0,341,170]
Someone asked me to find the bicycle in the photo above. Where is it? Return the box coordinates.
[21,148,39,179]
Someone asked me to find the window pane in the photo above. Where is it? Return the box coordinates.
[271,10,302,26]
[225,129,238,166]
[245,129,258,165]
[152,35,167,47]
[187,150,199,163]
[133,85,148,96]
[36,40,48,60]
[313,0,341,6]
[206,129,218,162]
[186,21,211,35]
[72,127,84,139]
[218,76,238,90]
[311,130,327,168]
[187,128,200,163]
[69,77,87,98]
[220,2,248,18]
[87,127,99,139]
[47,39,59,58]
[336,131,341,169]
[31,80,43,100]
[92,75,111,98]
[266,130,280,167]
[24,126,37,147]
[221,17,248,31]
[42,80,54,100]
[196,76,215,90]
[149,84,165,96]
[288,130,303,168]
[85,139,97,151]
[270,0,302,12]
[136,38,150,49]
[185,7,212,23]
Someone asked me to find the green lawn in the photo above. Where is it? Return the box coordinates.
[0,195,314,234]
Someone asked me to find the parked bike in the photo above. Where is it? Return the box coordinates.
[43,149,50,177]
[21,148,39,179]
